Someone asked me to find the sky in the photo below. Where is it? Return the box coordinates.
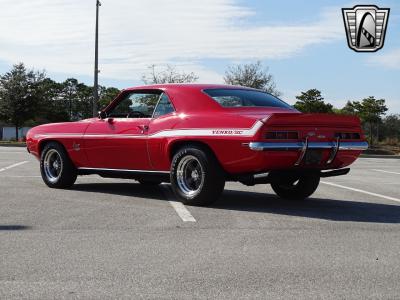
[0,0,399,113]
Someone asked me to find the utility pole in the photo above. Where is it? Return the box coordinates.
[93,0,101,117]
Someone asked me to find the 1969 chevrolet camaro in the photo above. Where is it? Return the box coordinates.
[27,84,368,206]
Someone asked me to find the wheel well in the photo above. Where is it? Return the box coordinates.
[169,140,224,170]
[38,140,65,156]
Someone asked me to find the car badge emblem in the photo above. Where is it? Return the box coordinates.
[73,142,80,151]
[307,132,316,137]
[342,5,390,52]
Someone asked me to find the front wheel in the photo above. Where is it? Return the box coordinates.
[271,172,320,200]
[170,146,225,206]
[40,142,77,188]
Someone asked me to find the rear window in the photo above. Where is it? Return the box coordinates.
[204,89,292,109]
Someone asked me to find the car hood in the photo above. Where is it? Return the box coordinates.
[28,120,91,136]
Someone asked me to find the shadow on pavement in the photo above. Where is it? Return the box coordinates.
[0,225,30,231]
[213,189,400,224]
[72,182,400,224]
[73,182,166,201]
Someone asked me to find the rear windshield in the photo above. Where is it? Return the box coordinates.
[204,88,292,109]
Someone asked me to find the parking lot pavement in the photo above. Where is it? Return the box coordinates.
[1,147,400,299]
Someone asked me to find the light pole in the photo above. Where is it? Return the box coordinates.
[93,0,101,117]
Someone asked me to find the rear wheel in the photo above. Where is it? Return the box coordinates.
[271,172,320,200]
[40,142,77,188]
[170,146,225,206]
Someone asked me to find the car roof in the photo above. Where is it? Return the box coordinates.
[124,83,257,92]
[117,84,282,113]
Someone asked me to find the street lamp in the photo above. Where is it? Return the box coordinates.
[93,0,101,117]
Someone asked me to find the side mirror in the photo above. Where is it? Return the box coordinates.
[98,111,107,119]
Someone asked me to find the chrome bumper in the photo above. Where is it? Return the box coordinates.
[248,139,368,166]
[248,141,369,151]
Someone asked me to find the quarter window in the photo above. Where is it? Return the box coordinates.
[153,93,175,118]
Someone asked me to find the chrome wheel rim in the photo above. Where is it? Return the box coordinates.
[176,155,204,198]
[43,149,63,183]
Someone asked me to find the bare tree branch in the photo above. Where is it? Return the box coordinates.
[142,64,199,84]
[223,61,281,97]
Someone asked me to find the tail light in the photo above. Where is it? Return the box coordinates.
[265,131,299,140]
[334,132,361,140]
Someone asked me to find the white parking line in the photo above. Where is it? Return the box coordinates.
[372,169,400,176]
[160,184,196,222]
[168,201,196,222]
[0,161,29,172]
[321,181,400,203]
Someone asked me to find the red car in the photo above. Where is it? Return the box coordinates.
[27,84,368,206]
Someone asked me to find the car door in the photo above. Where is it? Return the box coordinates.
[83,91,160,170]
[147,93,178,170]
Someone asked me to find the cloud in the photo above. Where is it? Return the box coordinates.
[385,98,400,115]
[0,0,343,82]
[367,48,400,70]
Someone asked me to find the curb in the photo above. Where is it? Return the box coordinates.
[0,144,26,148]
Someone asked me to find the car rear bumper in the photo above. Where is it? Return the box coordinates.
[246,140,368,167]
[248,141,369,151]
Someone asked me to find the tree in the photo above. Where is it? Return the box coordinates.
[350,97,388,145]
[99,86,120,109]
[0,63,45,140]
[74,83,94,120]
[354,96,387,124]
[340,101,358,115]
[0,63,127,137]
[223,61,281,97]
[293,89,333,113]
[381,114,400,143]
[58,79,94,120]
[35,78,69,123]
[142,64,199,84]
[59,78,79,120]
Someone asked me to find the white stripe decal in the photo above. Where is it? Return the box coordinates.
[35,120,265,139]
[151,120,264,138]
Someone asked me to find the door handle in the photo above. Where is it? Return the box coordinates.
[138,125,149,134]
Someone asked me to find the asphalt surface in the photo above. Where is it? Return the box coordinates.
[0,146,400,299]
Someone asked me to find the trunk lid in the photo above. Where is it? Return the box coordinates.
[265,113,361,128]
[262,113,364,141]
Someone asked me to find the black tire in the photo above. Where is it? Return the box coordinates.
[271,172,320,200]
[40,142,77,188]
[138,179,161,186]
[170,146,225,206]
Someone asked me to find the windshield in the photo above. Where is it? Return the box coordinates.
[204,88,293,109]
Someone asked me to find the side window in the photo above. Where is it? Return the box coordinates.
[108,92,160,118]
[153,93,175,118]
